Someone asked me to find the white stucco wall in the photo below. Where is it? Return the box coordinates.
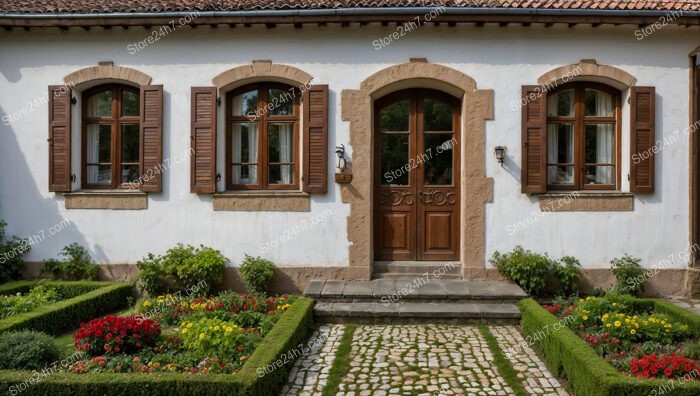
[0,23,697,269]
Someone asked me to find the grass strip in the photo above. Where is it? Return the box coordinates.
[321,323,357,396]
[478,324,529,396]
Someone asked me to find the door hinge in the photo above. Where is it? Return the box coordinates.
[216,97,221,106]
[70,96,77,105]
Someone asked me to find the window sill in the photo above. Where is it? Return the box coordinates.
[63,190,148,210]
[212,191,310,212]
[534,191,633,212]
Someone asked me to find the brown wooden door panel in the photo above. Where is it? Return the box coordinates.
[374,89,460,262]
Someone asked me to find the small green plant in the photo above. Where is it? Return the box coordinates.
[0,285,62,319]
[551,256,581,296]
[490,246,552,295]
[137,244,227,296]
[239,254,276,295]
[0,220,30,283]
[0,331,61,370]
[40,243,99,280]
[610,253,645,296]
[682,339,700,360]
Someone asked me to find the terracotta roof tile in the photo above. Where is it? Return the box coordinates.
[0,0,697,14]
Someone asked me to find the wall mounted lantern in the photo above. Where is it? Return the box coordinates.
[494,146,507,166]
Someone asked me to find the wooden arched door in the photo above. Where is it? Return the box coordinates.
[374,89,460,261]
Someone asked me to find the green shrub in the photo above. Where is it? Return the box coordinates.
[0,220,30,283]
[239,255,276,295]
[0,282,133,336]
[552,256,581,296]
[137,244,226,296]
[682,339,700,360]
[0,330,60,370]
[40,243,99,281]
[0,285,61,319]
[610,254,645,296]
[490,246,552,295]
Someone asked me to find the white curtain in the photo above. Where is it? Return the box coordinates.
[547,94,558,117]
[547,124,558,184]
[232,124,258,184]
[232,94,244,116]
[86,125,100,184]
[278,124,293,184]
[595,90,614,184]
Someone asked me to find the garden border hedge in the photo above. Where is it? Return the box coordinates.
[0,281,133,335]
[518,298,700,396]
[0,296,315,396]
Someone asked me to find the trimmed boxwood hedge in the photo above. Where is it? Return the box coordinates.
[0,281,133,335]
[0,297,315,396]
[518,298,700,396]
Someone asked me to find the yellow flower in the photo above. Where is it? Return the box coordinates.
[240,356,247,361]
[631,329,636,335]
[199,333,205,339]
[225,327,233,332]
[214,326,220,331]
[143,300,152,308]
[606,323,611,328]
[614,321,621,327]
[182,328,188,334]
[181,322,186,327]
[612,303,617,307]
[583,316,588,321]
[187,323,193,328]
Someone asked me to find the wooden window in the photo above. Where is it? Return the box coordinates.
[82,84,141,189]
[545,82,621,190]
[226,83,300,190]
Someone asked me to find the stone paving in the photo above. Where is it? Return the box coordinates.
[280,324,345,396]
[489,326,568,396]
[283,324,567,396]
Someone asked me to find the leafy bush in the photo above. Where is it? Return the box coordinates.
[552,256,582,296]
[0,285,61,319]
[0,330,60,370]
[0,220,30,283]
[137,244,226,296]
[683,340,700,360]
[41,243,99,281]
[74,315,161,356]
[490,246,553,295]
[239,255,276,295]
[610,254,646,296]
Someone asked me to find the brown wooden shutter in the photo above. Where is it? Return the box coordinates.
[630,86,656,193]
[521,85,547,194]
[139,85,163,192]
[48,85,72,192]
[190,87,218,193]
[303,85,329,194]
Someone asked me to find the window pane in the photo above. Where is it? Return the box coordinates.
[87,124,112,163]
[585,89,614,117]
[424,134,453,185]
[380,100,409,132]
[547,123,574,164]
[585,124,614,164]
[121,165,140,183]
[585,166,614,185]
[87,90,113,118]
[548,165,574,185]
[268,123,294,163]
[121,90,139,117]
[269,165,294,185]
[424,98,452,131]
[547,89,574,117]
[232,90,259,117]
[268,89,294,116]
[380,134,409,186]
[121,124,140,163]
[232,165,257,185]
[87,165,111,185]
[232,123,259,163]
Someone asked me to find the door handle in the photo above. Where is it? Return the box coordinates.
[418,191,423,203]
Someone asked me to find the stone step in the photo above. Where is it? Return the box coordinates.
[372,272,462,280]
[373,261,462,275]
[304,279,527,304]
[313,301,521,324]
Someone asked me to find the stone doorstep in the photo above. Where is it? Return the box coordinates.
[305,279,527,301]
[313,302,521,319]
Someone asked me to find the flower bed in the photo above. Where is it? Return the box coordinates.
[541,293,699,380]
[519,297,700,396]
[0,296,315,396]
[65,292,297,376]
[0,285,62,319]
